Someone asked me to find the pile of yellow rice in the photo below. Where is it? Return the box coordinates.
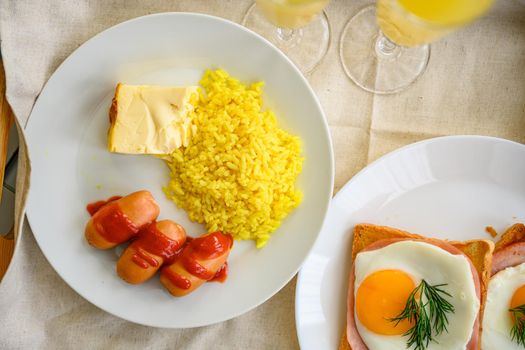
[163,69,303,248]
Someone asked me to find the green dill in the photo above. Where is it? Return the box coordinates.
[510,304,525,347]
[389,280,455,350]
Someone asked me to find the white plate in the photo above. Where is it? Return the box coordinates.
[25,13,334,328]
[295,136,525,349]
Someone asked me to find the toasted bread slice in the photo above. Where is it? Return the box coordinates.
[494,223,525,252]
[339,223,494,350]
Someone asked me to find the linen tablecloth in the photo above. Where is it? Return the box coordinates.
[0,0,524,348]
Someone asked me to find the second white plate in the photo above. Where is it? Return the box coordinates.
[295,135,525,349]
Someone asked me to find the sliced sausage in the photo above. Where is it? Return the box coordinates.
[117,220,187,284]
[160,231,233,297]
[85,191,160,249]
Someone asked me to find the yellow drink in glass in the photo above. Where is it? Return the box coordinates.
[255,0,329,29]
[340,0,494,93]
[242,0,331,73]
[377,0,494,47]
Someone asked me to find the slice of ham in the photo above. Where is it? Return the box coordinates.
[346,238,480,350]
[491,241,525,276]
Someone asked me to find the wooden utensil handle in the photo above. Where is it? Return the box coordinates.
[0,60,15,280]
[0,70,13,201]
[0,229,15,279]
[0,110,13,202]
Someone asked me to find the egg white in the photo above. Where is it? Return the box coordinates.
[354,240,480,350]
[482,262,525,350]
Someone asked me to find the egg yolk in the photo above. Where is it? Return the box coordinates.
[510,284,525,323]
[356,269,415,335]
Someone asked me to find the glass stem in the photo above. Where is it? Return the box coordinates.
[375,32,401,58]
[277,27,296,42]
[275,27,303,49]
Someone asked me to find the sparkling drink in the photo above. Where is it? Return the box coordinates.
[243,0,331,73]
[377,0,494,47]
[255,0,329,29]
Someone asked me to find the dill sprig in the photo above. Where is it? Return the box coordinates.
[510,304,525,347]
[389,280,455,350]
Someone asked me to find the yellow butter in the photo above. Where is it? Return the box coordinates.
[108,84,198,155]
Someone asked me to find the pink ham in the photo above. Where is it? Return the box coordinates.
[491,241,525,276]
[346,238,480,350]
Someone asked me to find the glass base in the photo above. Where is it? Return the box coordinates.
[340,5,430,94]
[242,3,330,74]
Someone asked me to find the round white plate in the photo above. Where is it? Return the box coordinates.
[25,13,334,328]
[295,136,525,349]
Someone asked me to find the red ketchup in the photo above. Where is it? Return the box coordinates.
[210,262,228,283]
[130,223,186,269]
[89,199,138,244]
[162,232,233,290]
[132,247,159,269]
[86,196,122,216]
[163,268,192,290]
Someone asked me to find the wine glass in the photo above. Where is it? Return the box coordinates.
[340,0,494,94]
[242,0,331,74]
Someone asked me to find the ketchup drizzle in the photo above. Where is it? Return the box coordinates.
[130,223,185,269]
[92,202,138,243]
[162,232,233,290]
[131,246,160,269]
[86,196,122,216]
[210,262,228,283]
[181,257,214,280]
[162,268,192,290]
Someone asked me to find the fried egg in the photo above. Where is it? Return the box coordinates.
[354,240,479,350]
[482,262,525,349]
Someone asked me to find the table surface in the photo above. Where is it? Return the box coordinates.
[0,1,524,349]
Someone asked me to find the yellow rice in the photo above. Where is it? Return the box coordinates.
[163,69,303,248]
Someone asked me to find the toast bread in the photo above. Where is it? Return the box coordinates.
[339,223,494,350]
[494,223,525,252]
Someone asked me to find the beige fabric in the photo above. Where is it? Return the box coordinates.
[0,0,524,348]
